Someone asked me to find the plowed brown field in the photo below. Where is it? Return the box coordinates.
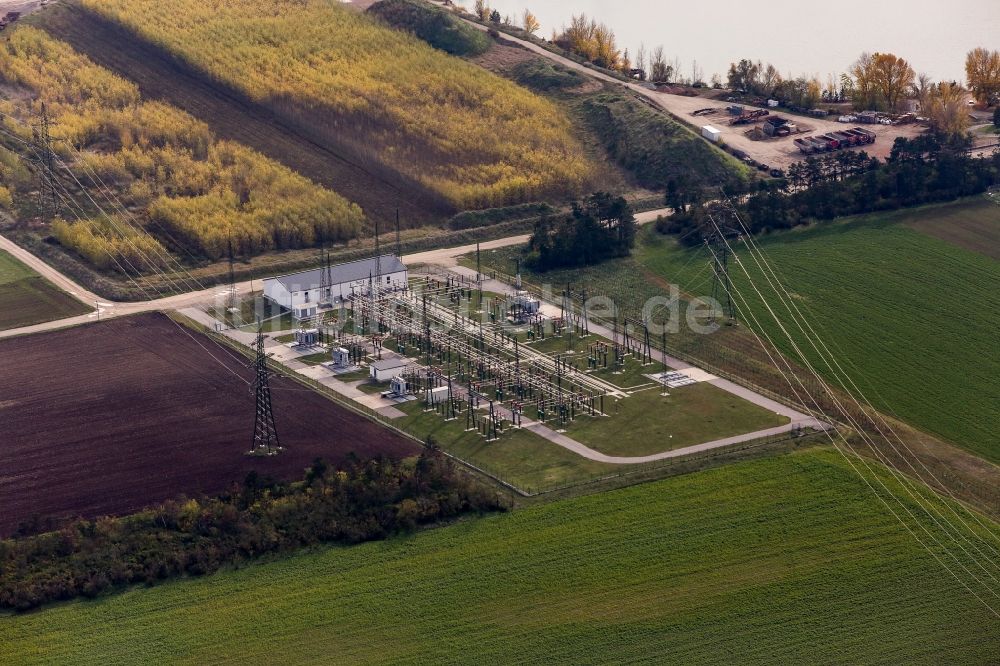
[0,312,418,536]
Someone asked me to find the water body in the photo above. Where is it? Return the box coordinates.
[477,0,999,84]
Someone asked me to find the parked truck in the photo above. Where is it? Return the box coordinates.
[807,137,831,152]
[849,127,876,143]
[832,131,858,147]
[816,134,842,149]
[794,138,816,154]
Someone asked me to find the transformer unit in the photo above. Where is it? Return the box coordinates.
[331,346,351,367]
[389,375,409,398]
[294,328,319,346]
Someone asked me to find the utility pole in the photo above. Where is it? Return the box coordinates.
[476,242,483,306]
[249,322,281,455]
[395,208,401,258]
[226,237,237,312]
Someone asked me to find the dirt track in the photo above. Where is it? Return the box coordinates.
[0,312,419,537]
[434,4,927,170]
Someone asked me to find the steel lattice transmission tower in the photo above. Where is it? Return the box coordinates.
[226,238,238,312]
[708,234,735,322]
[249,324,281,455]
[705,203,740,323]
[33,103,59,219]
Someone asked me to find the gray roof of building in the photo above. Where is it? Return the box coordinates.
[370,357,411,371]
[266,254,406,292]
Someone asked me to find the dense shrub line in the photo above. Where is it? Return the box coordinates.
[0,446,505,612]
[660,136,1000,242]
[526,192,636,270]
[368,0,489,57]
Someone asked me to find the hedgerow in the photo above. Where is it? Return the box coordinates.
[0,445,504,612]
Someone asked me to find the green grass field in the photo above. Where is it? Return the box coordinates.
[563,383,788,457]
[0,249,89,331]
[519,345,789,456]
[637,200,1000,463]
[392,400,624,493]
[2,449,996,664]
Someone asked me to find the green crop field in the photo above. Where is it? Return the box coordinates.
[637,199,1000,463]
[2,449,996,664]
[0,249,89,331]
[900,197,1000,260]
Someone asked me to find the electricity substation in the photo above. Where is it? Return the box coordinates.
[329,269,633,442]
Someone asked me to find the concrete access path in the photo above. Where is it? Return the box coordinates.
[0,207,670,340]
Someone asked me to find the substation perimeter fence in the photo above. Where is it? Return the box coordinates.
[188,314,831,500]
[192,318,536,499]
[521,427,821,497]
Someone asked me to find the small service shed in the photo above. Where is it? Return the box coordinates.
[370,357,410,382]
[291,302,318,321]
[426,385,449,405]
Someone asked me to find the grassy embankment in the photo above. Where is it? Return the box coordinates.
[2,449,996,663]
[473,49,749,196]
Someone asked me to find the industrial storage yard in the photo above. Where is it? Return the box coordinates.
[0,312,418,537]
[660,92,925,168]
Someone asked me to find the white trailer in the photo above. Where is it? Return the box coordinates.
[701,125,722,143]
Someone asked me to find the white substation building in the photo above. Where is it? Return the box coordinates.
[262,254,408,320]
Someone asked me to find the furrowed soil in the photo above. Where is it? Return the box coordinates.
[28,1,444,227]
[0,312,418,537]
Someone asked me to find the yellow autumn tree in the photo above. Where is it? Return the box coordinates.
[926,82,971,138]
[852,52,914,112]
[521,9,539,35]
[965,48,1000,104]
